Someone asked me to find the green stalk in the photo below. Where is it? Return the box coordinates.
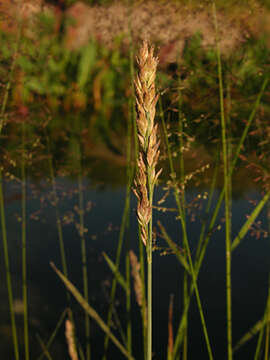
[46,132,69,294]
[254,317,266,360]
[265,281,270,360]
[36,334,54,360]
[37,309,67,360]
[177,72,188,360]
[139,229,147,359]
[51,263,134,360]
[0,170,19,360]
[22,115,29,360]
[159,99,214,360]
[182,270,188,360]
[103,180,131,358]
[126,97,134,355]
[195,147,220,263]
[254,114,270,360]
[146,170,153,360]
[213,3,232,359]
[264,203,270,359]
[103,3,136,357]
[126,251,132,353]
[196,74,268,272]
[78,162,90,360]
[254,280,270,360]
[0,2,22,357]
[103,99,134,357]
[179,212,214,360]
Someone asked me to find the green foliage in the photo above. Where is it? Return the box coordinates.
[77,41,97,89]
[156,31,270,152]
[0,8,269,161]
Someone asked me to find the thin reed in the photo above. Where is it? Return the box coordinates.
[159,93,214,360]
[46,128,69,293]
[0,2,22,356]
[102,133,132,357]
[75,130,91,360]
[213,4,232,358]
[21,111,29,360]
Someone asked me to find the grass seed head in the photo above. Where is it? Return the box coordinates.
[134,40,161,246]
[129,250,143,307]
[65,319,79,360]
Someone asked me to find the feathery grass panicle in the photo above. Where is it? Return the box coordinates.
[133,40,161,246]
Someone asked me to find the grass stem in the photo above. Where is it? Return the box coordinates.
[159,98,214,360]
[213,3,232,359]
[22,114,29,360]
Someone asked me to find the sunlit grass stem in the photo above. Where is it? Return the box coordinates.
[125,97,134,355]
[139,229,147,358]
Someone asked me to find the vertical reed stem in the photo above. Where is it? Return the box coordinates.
[159,97,213,359]
[0,170,19,360]
[46,132,69,295]
[178,67,188,360]
[265,203,270,360]
[0,1,22,357]
[22,115,29,360]
[103,177,131,358]
[126,97,134,355]
[78,162,90,360]
[147,205,153,360]
[139,230,147,358]
[213,3,232,359]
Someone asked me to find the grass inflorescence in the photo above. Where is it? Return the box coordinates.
[0,1,270,359]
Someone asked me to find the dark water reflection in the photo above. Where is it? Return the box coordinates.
[0,176,269,359]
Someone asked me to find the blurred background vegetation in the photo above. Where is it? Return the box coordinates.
[0,0,269,186]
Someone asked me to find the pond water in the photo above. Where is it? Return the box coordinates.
[0,172,269,359]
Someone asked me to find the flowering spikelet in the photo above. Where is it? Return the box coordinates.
[134,40,161,246]
[65,319,79,360]
[129,250,143,307]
